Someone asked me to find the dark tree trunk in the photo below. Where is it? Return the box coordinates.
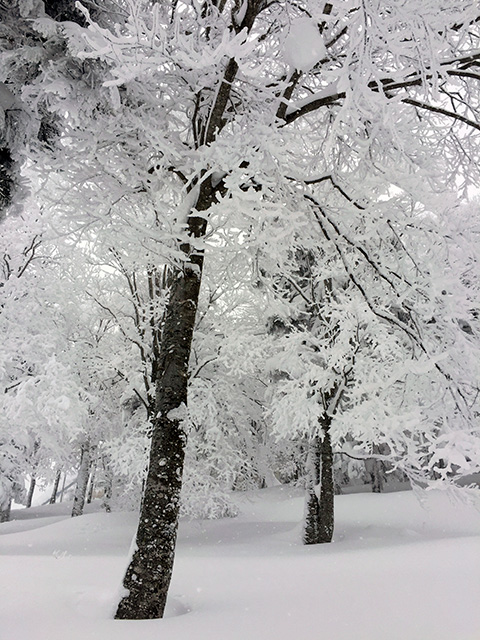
[72,441,92,517]
[49,468,62,504]
[303,437,321,545]
[115,181,218,619]
[367,459,384,493]
[26,475,36,508]
[115,262,201,620]
[0,147,16,217]
[0,498,12,523]
[303,419,334,544]
[318,420,334,543]
[365,445,385,492]
[113,15,246,612]
[59,471,66,502]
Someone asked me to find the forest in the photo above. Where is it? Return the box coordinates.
[1,0,480,635]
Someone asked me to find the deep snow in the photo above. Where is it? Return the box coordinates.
[1,487,479,640]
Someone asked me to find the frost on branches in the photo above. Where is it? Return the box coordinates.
[1,0,479,621]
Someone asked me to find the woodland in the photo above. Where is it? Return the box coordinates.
[1,0,480,625]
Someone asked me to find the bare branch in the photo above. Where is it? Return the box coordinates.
[402,98,480,132]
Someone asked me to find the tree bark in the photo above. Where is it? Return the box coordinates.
[365,445,385,492]
[0,498,12,523]
[86,467,96,504]
[366,458,384,493]
[72,441,92,517]
[303,437,321,544]
[49,468,62,504]
[101,459,113,513]
[114,3,253,613]
[59,471,66,502]
[25,475,36,508]
[302,418,334,544]
[115,262,201,619]
[318,419,334,543]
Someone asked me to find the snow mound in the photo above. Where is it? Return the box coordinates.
[0,489,479,640]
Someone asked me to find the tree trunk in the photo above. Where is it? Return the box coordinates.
[115,244,205,620]
[365,445,385,492]
[59,471,66,502]
[318,420,334,543]
[49,468,62,504]
[86,467,96,504]
[72,441,92,517]
[115,173,220,620]
[366,459,384,493]
[114,23,242,614]
[115,175,220,620]
[302,419,334,545]
[0,498,12,523]
[25,475,36,508]
[101,460,113,513]
[303,437,321,545]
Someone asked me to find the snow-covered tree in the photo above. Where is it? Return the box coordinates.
[3,0,478,619]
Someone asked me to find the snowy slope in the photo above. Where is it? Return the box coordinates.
[1,487,479,640]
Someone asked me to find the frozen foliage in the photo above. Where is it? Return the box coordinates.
[263,196,480,487]
[1,0,479,616]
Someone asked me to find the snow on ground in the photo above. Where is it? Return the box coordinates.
[1,487,479,640]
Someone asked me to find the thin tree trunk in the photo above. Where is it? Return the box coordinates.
[366,459,384,493]
[26,475,36,508]
[72,442,92,517]
[86,467,96,504]
[59,471,66,502]
[49,469,62,504]
[101,460,113,513]
[303,437,321,545]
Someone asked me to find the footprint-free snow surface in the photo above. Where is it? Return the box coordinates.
[1,487,479,640]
